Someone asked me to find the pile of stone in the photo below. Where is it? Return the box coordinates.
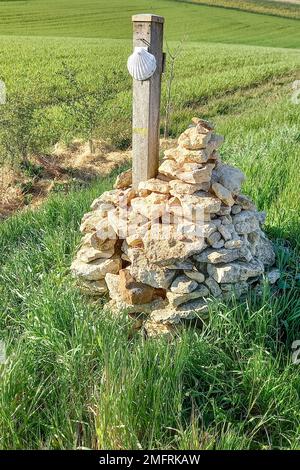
[71,118,279,336]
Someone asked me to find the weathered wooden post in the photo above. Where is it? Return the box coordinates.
[129,14,165,188]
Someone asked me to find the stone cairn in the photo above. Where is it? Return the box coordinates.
[71,118,279,336]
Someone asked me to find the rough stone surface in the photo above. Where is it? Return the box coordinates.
[212,182,235,206]
[170,275,198,294]
[71,256,121,281]
[72,117,277,335]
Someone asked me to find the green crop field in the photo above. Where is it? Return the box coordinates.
[0,0,300,451]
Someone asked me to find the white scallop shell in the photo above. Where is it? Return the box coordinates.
[127,47,157,81]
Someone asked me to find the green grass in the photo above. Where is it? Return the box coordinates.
[0,0,299,47]
[0,142,300,449]
[177,0,300,20]
[1,0,300,451]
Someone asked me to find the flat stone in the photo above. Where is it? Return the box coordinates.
[178,126,212,150]
[212,182,235,206]
[212,239,225,249]
[129,249,176,289]
[192,117,214,132]
[232,210,260,234]
[105,298,166,316]
[207,260,264,283]
[150,299,209,324]
[79,279,107,296]
[214,164,245,195]
[77,245,114,262]
[168,179,209,195]
[252,233,275,266]
[218,224,233,241]
[114,169,132,189]
[131,193,168,219]
[105,273,122,300]
[195,248,241,264]
[164,146,210,165]
[216,205,231,216]
[170,275,198,294]
[221,281,249,299]
[235,194,256,211]
[167,284,209,307]
[176,163,215,185]
[138,178,170,194]
[158,159,179,179]
[205,277,222,297]
[225,239,243,249]
[207,230,221,246]
[143,237,207,266]
[231,204,242,215]
[71,256,122,281]
[184,270,205,283]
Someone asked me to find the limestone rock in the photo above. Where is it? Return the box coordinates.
[79,279,107,296]
[131,192,168,219]
[214,164,245,195]
[128,249,175,289]
[71,256,122,281]
[252,233,275,266]
[144,320,177,338]
[105,298,166,316]
[178,126,212,150]
[195,248,241,264]
[221,281,249,299]
[184,270,205,283]
[206,230,221,246]
[231,204,242,215]
[170,275,198,294]
[105,273,122,300]
[114,169,132,189]
[158,159,178,179]
[119,269,154,305]
[225,239,243,249]
[205,277,222,297]
[176,163,214,185]
[143,237,206,266]
[235,194,256,211]
[218,224,233,241]
[169,179,209,195]
[207,260,264,283]
[233,211,260,234]
[77,245,114,262]
[150,299,209,324]
[138,178,170,194]
[167,285,209,307]
[212,182,235,206]
[212,239,225,249]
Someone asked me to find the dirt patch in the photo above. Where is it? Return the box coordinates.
[0,140,131,221]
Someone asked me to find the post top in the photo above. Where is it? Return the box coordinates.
[132,14,164,24]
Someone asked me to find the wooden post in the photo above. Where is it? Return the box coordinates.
[131,14,164,188]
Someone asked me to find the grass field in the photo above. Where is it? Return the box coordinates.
[0,0,300,450]
[178,0,300,19]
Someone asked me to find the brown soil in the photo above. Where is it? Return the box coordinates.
[0,139,131,221]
